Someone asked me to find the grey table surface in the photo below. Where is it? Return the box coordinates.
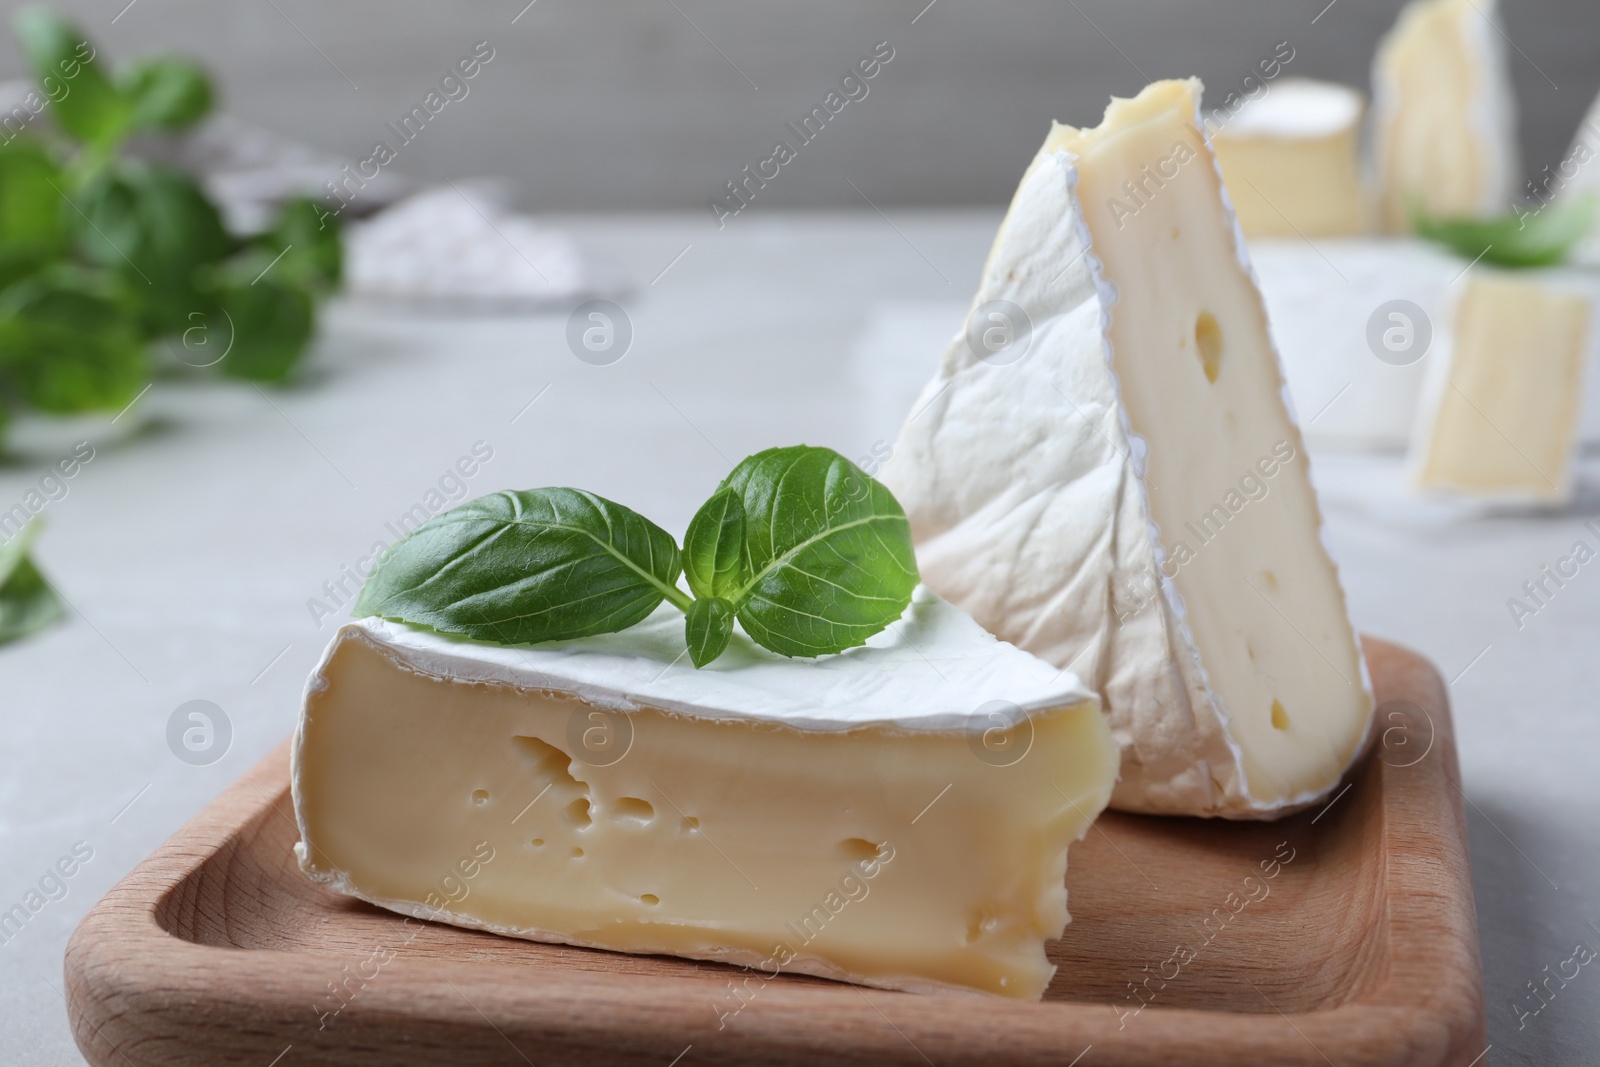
[0,210,1595,1066]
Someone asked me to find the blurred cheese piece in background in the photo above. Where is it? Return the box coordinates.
[1255,240,1600,452]
[1561,89,1600,260]
[293,590,1118,1000]
[883,80,1373,819]
[1411,272,1592,503]
[1371,0,1518,232]
[1211,79,1367,238]
[1254,239,1457,449]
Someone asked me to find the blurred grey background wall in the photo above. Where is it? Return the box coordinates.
[0,0,1591,211]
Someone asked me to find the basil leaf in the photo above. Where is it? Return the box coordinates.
[0,273,147,412]
[720,445,918,658]
[213,278,313,382]
[1414,194,1597,268]
[78,164,230,334]
[356,488,689,646]
[0,520,62,645]
[683,487,746,601]
[261,197,342,292]
[119,57,212,131]
[684,596,735,668]
[0,139,70,288]
[12,11,129,148]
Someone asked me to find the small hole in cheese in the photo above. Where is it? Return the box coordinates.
[613,796,655,823]
[681,816,700,833]
[571,846,584,858]
[566,797,592,829]
[470,789,489,806]
[640,893,659,906]
[1271,699,1290,731]
[531,837,545,847]
[839,838,881,862]
[1262,570,1279,592]
[1194,312,1222,383]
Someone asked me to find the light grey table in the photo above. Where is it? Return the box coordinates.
[0,211,1594,1065]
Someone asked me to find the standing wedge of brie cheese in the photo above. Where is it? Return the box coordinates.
[1210,79,1368,238]
[881,79,1374,819]
[1411,270,1592,503]
[1371,0,1519,232]
[293,587,1118,1000]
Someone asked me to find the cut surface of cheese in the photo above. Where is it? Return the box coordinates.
[881,79,1373,818]
[1411,271,1591,502]
[1371,0,1518,232]
[1211,79,1367,238]
[292,588,1118,1000]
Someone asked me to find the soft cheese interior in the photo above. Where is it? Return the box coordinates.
[293,589,1119,1000]
[883,80,1373,818]
[1412,271,1591,501]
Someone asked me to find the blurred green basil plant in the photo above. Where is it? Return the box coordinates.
[0,8,342,448]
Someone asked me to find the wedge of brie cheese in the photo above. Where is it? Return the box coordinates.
[1411,270,1592,502]
[1211,79,1368,238]
[881,80,1374,819]
[293,587,1118,1000]
[1371,0,1519,232]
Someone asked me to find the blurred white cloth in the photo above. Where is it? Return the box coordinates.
[344,183,624,308]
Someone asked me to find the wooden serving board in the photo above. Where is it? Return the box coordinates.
[64,638,1484,1066]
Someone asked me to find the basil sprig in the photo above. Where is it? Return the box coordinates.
[1413,194,1597,269]
[355,445,919,668]
[0,10,344,451]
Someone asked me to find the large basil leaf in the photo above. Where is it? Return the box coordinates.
[356,489,688,645]
[0,520,63,645]
[719,445,918,658]
[682,486,745,600]
[12,11,130,149]
[119,57,212,131]
[1414,194,1596,268]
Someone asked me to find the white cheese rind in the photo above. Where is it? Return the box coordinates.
[882,80,1375,819]
[320,586,1096,732]
[291,588,1120,999]
[1219,79,1364,139]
